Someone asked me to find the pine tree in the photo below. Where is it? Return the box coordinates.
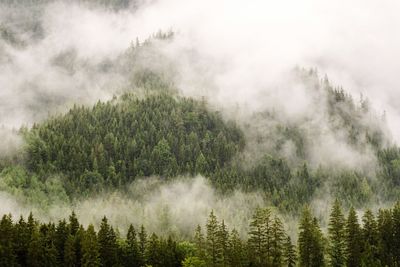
[271,216,285,266]
[138,225,147,266]
[81,224,100,267]
[377,209,394,267]
[393,202,400,265]
[345,207,362,267]
[328,199,346,267]
[146,233,161,267]
[55,219,69,264]
[194,225,206,260]
[0,214,17,267]
[27,229,44,267]
[63,234,77,267]
[283,236,296,267]
[227,228,245,267]
[15,216,30,266]
[298,206,324,267]
[218,220,229,267]
[248,207,272,266]
[361,209,378,266]
[69,212,80,236]
[98,216,118,266]
[126,224,140,267]
[206,210,222,267]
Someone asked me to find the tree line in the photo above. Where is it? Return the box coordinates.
[1,200,399,267]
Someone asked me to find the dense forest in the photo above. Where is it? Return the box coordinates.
[1,201,400,267]
[2,1,400,266]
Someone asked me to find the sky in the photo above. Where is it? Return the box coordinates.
[1,0,400,140]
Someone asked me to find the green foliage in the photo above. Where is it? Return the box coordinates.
[327,199,346,267]
[24,93,243,195]
[298,206,325,267]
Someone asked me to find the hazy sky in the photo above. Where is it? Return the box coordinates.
[1,0,400,140]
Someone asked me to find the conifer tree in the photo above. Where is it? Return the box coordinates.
[0,214,17,267]
[98,216,118,266]
[248,207,272,266]
[15,216,30,266]
[146,233,161,267]
[271,216,285,266]
[194,225,206,260]
[81,224,100,267]
[345,207,362,267]
[328,199,346,267]
[64,234,77,267]
[27,229,43,267]
[376,209,394,267]
[138,224,147,266]
[361,209,378,265]
[283,236,296,267]
[206,210,222,267]
[218,220,229,267]
[393,202,400,265]
[126,224,140,267]
[298,206,324,267]
[227,228,245,267]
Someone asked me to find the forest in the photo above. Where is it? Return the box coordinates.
[1,201,400,267]
[2,0,400,266]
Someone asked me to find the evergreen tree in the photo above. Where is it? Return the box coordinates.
[327,199,346,267]
[218,220,229,267]
[361,209,378,266]
[227,228,245,267]
[63,234,77,267]
[146,233,161,267]
[126,224,140,267]
[27,229,44,267]
[138,225,147,266]
[81,224,100,267]
[345,207,362,267]
[393,202,400,265]
[376,209,394,266]
[283,236,296,267]
[98,216,118,266]
[194,225,206,260]
[298,206,324,267]
[206,210,222,267]
[0,214,17,267]
[248,207,272,266]
[271,216,285,266]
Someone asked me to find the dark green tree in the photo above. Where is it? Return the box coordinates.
[327,199,346,267]
[345,207,362,267]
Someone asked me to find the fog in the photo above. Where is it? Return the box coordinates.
[0,176,265,237]
[0,0,399,235]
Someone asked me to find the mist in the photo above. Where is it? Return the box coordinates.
[0,176,265,238]
[1,0,400,242]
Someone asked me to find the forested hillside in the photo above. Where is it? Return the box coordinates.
[1,0,400,266]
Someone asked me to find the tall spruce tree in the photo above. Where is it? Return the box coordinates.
[361,209,378,266]
[328,199,346,267]
[98,216,118,266]
[81,224,100,267]
[345,207,362,267]
[393,202,400,265]
[206,210,222,267]
[271,216,285,266]
[248,207,272,266]
[283,236,296,267]
[298,206,324,267]
[194,225,206,260]
[126,224,140,267]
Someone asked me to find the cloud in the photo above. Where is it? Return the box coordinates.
[0,176,265,237]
